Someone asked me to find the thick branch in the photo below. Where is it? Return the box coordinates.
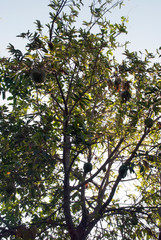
[63,124,78,238]
[78,173,89,231]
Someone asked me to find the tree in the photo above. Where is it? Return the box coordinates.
[0,0,161,239]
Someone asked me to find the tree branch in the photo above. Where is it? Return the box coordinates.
[86,127,151,235]
[49,0,68,42]
[71,137,124,190]
[88,0,123,32]
[54,73,68,114]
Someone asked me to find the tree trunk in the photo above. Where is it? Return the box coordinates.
[70,228,87,240]
[159,230,161,240]
[63,118,88,240]
[159,173,161,240]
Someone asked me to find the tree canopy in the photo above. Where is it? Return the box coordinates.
[0,0,161,239]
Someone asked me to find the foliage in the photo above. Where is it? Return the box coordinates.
[0,0,161,239]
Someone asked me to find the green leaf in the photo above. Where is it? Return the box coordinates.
[34,20,43,31]
[2,91,5,100]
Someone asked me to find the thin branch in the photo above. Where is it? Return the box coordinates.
[88,0,123,32]
[49,0,68,42]
[68,145,88,172]
[86,127,151,235]
[71,137,124,190]
[68,75,106,115]
[102,128,150,209]
[97,141,112,203]
[66,63,77,105]
[54,73,68,114]
[97,161,113,205]
[50,93,64,114]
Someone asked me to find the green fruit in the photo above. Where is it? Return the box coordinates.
[158,207,161,217]
[31,69,45,83]
[131,213,138,225]
[147,154,155,162]
[144,118,153,128]
[158,152,161,159]
[84,163,92,173]
[119,164,128,178]
[6,182,16,195]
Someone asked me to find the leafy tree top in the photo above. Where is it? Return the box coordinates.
[0,0,161,239]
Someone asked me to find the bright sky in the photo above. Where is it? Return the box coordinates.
[0,0,161,57]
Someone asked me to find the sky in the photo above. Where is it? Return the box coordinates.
[0,0,161,57]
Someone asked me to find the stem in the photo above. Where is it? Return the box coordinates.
[49,0,68,41]
[88,0,123,32]
[54,73,68,115]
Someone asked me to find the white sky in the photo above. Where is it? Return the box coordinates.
[0,0,161,57]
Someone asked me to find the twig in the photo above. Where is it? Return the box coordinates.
[49,0,68,42]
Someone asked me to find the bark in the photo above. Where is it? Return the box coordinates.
[75,228,87,240]
[63,114,75,239]
[159,173,161,240]
[63,131,88,240]
[159,231,161,240]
